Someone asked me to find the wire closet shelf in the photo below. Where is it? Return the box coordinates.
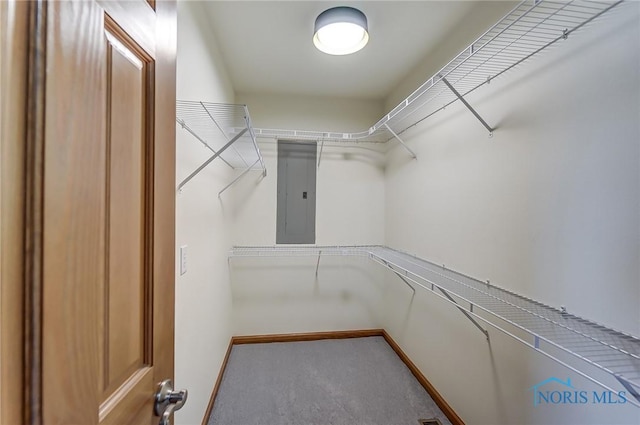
[230,245,640,405]
[245,0,624,144]
[176,101,266,194]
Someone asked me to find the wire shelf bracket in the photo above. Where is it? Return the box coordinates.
[229,245,640,405]
[375,257,416,298]
[384,124,417,159]
[440,76,494,137]
[177,119,235,169]
[178,127,248,191]
[315,250,322,278]
[176,101,266,194]
[217,159,261,197]
[317,140,325,168]
[436,284,490,340]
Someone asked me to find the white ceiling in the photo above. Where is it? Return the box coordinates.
[203,1,508,101]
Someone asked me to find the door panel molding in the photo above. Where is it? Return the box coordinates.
[98,0,156,58]
[23,0,47,423]
[99,367,153,424]
[102,18,154,401]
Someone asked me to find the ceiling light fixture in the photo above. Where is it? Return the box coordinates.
[313,6,369,55]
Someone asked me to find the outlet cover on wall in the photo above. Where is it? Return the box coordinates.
[179,245,188,275]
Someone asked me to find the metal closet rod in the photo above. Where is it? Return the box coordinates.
[229,244,640,406]
[248,0,624,149]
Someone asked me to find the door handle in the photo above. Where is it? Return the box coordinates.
[154,379,188,425]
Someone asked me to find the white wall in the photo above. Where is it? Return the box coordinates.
[175,2,236,424]
[383,3,640,425]
[229,93,387,336]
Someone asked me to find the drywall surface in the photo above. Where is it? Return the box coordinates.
[229,93,386,336]
[383,4,640,425]
[175,2,236,423]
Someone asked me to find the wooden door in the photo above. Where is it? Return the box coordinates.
[24,1,177,424]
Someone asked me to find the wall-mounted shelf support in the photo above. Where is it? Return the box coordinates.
[317,140,325,168]
[381,253,487,339]
[374,257,416,298]
[218,159,260,197]
[384,124,417,159]
[440,76,494,137]
[617,376,640,403]
[435,286,489,341]
[176,101,266,194]
[177,119,234,168]
[315,250,322,277]
[178,127,247,191]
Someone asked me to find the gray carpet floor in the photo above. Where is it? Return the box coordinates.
[208,336,453,425]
